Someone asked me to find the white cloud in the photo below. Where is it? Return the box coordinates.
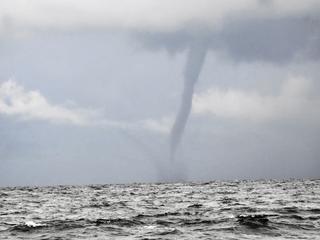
[0,0,318,35]
[0,79,173,134]
[139,116,173,134]
[193,77,320,124]
[0,79,103,125]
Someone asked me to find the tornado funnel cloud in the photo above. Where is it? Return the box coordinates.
[170,43,207,160]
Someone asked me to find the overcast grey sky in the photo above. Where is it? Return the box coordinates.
[0,0,320,186]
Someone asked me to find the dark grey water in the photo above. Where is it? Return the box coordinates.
[0,179,319,239]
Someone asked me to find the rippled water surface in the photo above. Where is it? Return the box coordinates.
[0,179,319,239]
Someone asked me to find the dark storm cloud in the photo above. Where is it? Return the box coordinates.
[138,14,320,63]
[217,15,320,63]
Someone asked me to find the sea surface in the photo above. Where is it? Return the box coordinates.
[0,179,319,239]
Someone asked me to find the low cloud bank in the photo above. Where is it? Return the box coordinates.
[0,79,172,133]
[0,79,96,125]
[193,77,320,124]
